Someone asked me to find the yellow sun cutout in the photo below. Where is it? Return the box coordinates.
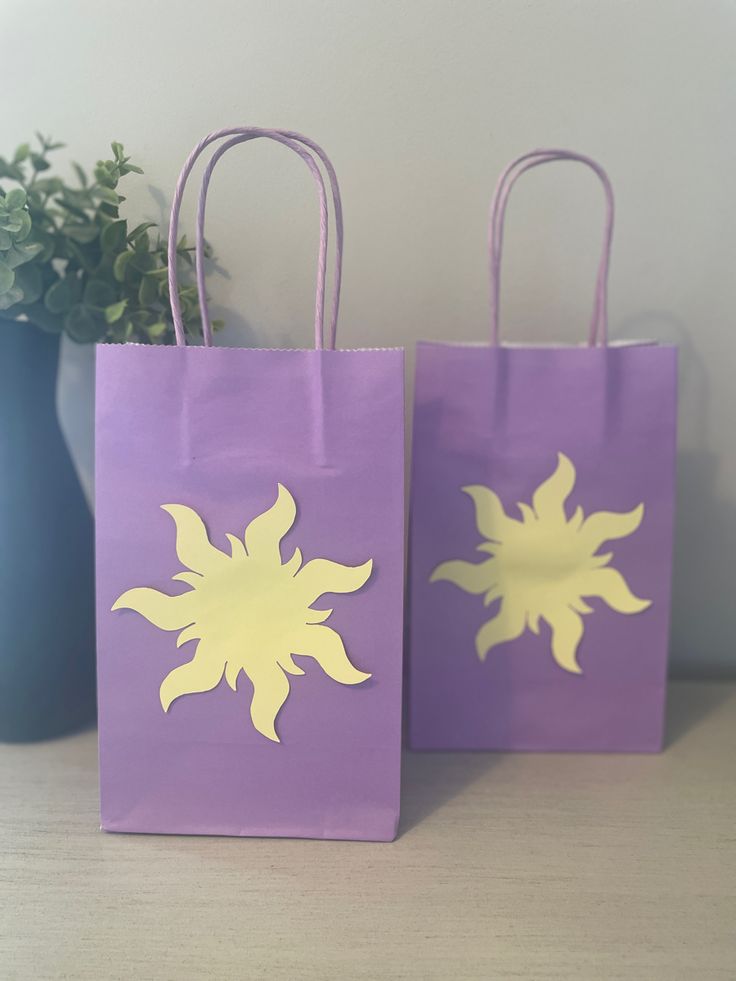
[430,453,651,674]
[112,485,372,742]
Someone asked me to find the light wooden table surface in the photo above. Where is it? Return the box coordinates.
[1,682,734,981]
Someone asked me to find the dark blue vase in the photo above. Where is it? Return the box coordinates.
[0,322,96,741]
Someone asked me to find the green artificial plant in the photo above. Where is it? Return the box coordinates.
[0,135,219,343]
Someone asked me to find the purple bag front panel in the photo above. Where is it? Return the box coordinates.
[409,341,677,752]
[96,344,404,840]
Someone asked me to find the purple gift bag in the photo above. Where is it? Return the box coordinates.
[96,128,405,839]
[408,150,677,753]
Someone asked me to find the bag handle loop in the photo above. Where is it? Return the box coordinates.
[168,127,343,350]
[191,131,328,349]
[488,149,615,347]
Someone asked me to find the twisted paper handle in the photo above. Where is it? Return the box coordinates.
[488,149,615,347]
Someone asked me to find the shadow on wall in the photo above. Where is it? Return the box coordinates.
[615,310,733,679]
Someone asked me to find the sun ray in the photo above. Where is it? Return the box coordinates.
[160,645,225,711]
[474,601,526,661]
[247,661,291,742]
[462,485,519,541]
[430,557,496,594]
[291,625,372,684]
[244,484,296,562]
[546,605,585,674]
[532,452,575,522]
[161,504,226,576]
[295,558,373,604]
[112,587,195,631]
[584,567,652,613]
[578,504,645,552]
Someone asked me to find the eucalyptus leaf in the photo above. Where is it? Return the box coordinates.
[31,177,64,195]
[65,239,95,273]
[146,321,168,340]
[30,153,51,172]
[62,187,94,209]
[0,161,23,181]
[133,230,150,253]
[2,215,22,233]
[101,219,127,253]
[84,278,116,308]
[94,186,120,206]
[146,266,169,280]
[62,223,99,244]
[94,163,116,188]
[105,299,127,324]
[64,304,101,343]
[127,221,156,243]
[44,277,74,314]
[129,251,155,274]
[138,273,158,306]
[5,188,27,210]
[4,241,44,269]
[28,229,55,263]
[14,264,42,305]
[54,199,88,219]
[15,211,32,242]
[112,250,132,282]
[0,286,24,309]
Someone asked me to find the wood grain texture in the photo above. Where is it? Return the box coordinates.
[1,682,734,981]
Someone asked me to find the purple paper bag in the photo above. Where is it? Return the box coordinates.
[96,129,404,839]
[408,150,677,753]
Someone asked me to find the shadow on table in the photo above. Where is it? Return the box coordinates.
[398,750,499,835]
[664,681,731,749]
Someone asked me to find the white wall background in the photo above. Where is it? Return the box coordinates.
[4,0,735,676]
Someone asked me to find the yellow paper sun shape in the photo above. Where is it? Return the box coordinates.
[430,453,651,674]
[112,485,372,742]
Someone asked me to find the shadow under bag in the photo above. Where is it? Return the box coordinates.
[408,149,677,752]
[96,128,405,839]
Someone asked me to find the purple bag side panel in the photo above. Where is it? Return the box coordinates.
[408,341,677,752]
[96,345,404,840]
